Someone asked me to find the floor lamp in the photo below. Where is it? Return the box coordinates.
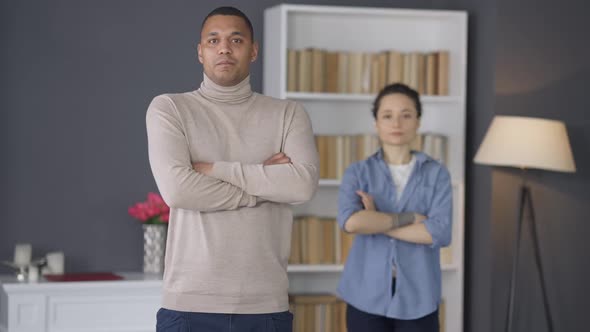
[474,116,576,332]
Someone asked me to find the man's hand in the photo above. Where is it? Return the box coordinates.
[263,152,291,166]
[356,190,376,211]
[192,162,213,175]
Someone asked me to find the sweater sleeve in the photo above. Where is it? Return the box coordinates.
[208,102,319,204]
[146,95,257,211]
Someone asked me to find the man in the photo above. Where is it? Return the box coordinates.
[146,6,319,332]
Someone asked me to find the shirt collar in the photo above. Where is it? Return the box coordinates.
[375,148,430,166]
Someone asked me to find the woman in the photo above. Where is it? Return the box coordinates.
[337,83,452,332]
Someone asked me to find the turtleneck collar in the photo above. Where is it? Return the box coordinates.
[198,73,253,104]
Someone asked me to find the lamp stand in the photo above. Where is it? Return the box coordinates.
[505,183,554,332]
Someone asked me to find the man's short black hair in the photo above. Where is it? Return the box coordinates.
[202,6,254,40]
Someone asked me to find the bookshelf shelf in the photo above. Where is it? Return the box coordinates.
[264,4,467,332]
[442,263,460,272]
[288,263,459,273]
[288,264,344,273]
[318,179,341,187]
[320,180,462,188]
[287,92,462,104]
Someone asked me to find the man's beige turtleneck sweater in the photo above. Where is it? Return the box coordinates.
[146,74,319,314]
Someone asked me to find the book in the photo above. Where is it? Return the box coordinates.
[307,216,323,264]
[422,133,448,164]
[289,218,302,264]
[348,52,363,94]
[311,48,326,93]
[326,135,337,179]
[441,246,453,265]
[297,48,313,92]
[416,52,426,94]
[425,52,438,95]
[437,50,450,95]
[361,53,372,94]
[325,51,340,93]
[44,272,123,282]
[337,52,349,93]
[439,299,446,332]
[322,218,336,264]
[370,53,380,93]
[377,51,388,92]
[387,50,403,85]
[287,49,298,92]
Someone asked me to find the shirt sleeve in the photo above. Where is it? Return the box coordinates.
[146,95,257,212]
[337,164,364,232]
[422,166,453,248]
[207,102,319,204]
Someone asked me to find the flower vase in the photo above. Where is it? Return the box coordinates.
[143,224,167,274]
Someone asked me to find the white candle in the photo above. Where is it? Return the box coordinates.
[14,243,32,266]
[28,265,39,282]
[46,251,65,274]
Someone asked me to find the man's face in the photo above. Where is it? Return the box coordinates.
[198,15,258,87]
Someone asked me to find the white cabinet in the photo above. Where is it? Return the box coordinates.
[264,4,467,332]
[0,273,162,332]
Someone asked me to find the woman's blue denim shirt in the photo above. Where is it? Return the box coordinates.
[336,149,452,319]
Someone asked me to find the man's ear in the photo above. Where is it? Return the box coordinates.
[197,43,204,64]
[250,42,259,62]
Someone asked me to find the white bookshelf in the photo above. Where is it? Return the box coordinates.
[264,4,467,332]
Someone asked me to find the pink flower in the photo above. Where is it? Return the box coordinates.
[128,193,170,225]
[147,192,165,205]
[160,212,170,222]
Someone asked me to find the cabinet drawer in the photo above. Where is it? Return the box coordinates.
[47,294,160,332]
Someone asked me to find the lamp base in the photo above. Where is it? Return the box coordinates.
[505,185,554,332]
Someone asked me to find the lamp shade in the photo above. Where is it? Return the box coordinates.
[474,116,576,173]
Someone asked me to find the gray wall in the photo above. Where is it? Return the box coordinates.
[491,0,590,331]
[460,2,496,331]
[0,1,495,331]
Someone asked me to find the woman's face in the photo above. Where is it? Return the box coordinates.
[375,93,420,147]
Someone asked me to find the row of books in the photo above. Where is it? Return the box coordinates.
[289,216,453,266]
[288,294,446,332]
[316,133,448,180]
[287,48,450,95]
[289,217,354,265]
[289,294,346,332]
[315,134,378,180]
[413,132,448,165]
